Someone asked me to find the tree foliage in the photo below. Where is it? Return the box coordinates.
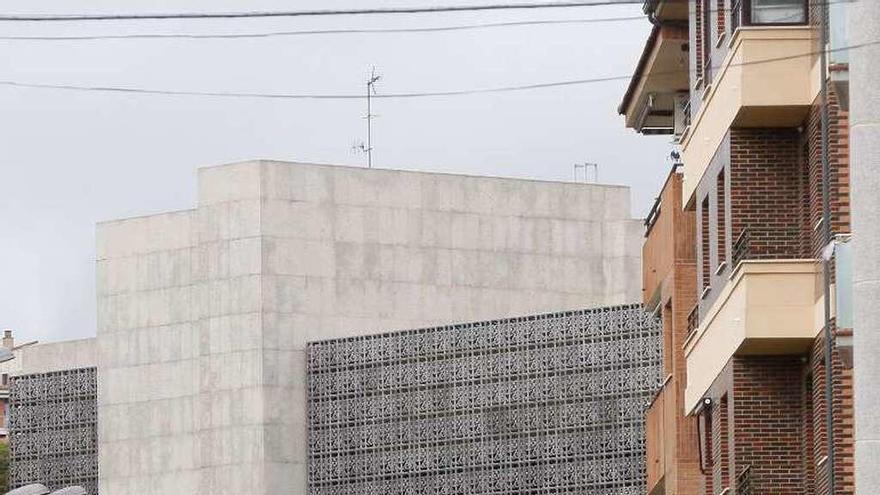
[0,441,9,493]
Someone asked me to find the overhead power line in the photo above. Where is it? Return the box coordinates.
[0,2,651,22]
[0,17,645,41]
[0,0,855,41]
[0,39,875,100]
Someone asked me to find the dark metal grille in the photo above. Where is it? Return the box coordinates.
[9,367,98,495]
[687,304,700,339]
[736,465,752,495]
[731,0,743,31]
[732,228,751,269]
[307,305,662,495]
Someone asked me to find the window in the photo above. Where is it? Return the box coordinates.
[702,0,714,84]
[748,0,807,25]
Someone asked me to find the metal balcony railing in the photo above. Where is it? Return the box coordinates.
[682,99,692,129]
[731,0,743,32]
[735,465,753,495]
[732,228,751,269]
[687,303,700,338]
[644,196,662,236]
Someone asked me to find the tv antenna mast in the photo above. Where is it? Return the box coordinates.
[573,162,599,183]
[363,67,381,168]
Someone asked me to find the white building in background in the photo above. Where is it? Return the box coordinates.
[13,160,644,495]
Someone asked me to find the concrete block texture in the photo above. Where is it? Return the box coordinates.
[0,338,97,378]
[96,160,643,494]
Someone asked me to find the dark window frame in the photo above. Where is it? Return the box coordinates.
[702,0,714,85]
[740,0,809,27]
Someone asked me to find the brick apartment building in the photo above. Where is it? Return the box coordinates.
[619,1,855,494]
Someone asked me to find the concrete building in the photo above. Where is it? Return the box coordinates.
[95,160,644,494]
[307,305,661,495]
[0,338,98,493]
[850,0,880,492]
[621,0,856,493]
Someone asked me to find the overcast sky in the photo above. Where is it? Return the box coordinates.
[0,0,671,343]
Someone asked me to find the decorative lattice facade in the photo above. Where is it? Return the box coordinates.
[9,367,98,495]
[307,305,662,495]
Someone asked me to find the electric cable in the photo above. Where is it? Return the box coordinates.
[0,39,874,100]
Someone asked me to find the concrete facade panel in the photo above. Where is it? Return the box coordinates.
[96,160,643,494]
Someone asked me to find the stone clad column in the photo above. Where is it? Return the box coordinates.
[850,0,880,492]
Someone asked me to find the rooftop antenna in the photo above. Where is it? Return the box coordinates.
[364,67,381,168]
[573,162,599,183]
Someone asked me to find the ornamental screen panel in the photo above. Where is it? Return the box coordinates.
[307,304,662,495]
[9,368,98,495]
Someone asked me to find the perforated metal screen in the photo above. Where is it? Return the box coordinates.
[307,304,661,495]
[9,368,98,495]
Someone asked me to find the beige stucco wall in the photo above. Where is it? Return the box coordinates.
[684,260,822,413]
[680,26,819,205]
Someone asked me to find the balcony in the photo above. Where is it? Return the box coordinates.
[680,26,819,204]
[683,260,823,413]
[619,23,690,135]
[642,168,691,307]
[643,0,688,22]
[646,376,676,495]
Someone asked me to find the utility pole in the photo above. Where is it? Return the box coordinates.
[850,0,880,492]
[365,67,381,168]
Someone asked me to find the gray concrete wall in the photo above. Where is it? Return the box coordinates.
[96,160,644,494]
[850,1,880,492]
[0,338,97,377]
[96,209,199,494]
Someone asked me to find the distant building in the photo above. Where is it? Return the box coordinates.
[0,338,97,494]
[0,330,15,440]
[86,160,645,494]
[620,0,855,493]
[307,305,661,495]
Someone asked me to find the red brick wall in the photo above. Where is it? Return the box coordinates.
[729,128,811,260]
[810,331,855,495]
[711,394,730,494]
[732,356,808,494]
[701,197,711,288]
[695,0,704,83]
[802,371,817,494]
[806,86,851,257]
[717,170,727,265]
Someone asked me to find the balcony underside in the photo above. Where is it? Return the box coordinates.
[735,104,811,127]
[620,23,689,134]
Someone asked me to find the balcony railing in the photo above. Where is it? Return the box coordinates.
[687,303,700,339]
[732,228,751,269]
[736,465,753,495]
[644,196,662,236]
[682,99,692,129]
[731,0,743,32]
